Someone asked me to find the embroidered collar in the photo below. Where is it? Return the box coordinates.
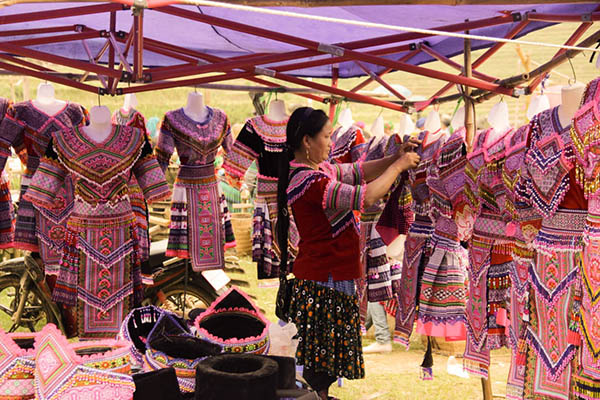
[194,287,270,355]
[248,115,288,144]
[330,125,358,160]
[34,324,134,400]
[53,124,146,187]
[165,107,228,156]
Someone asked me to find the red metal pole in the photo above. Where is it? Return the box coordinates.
[0,3,124,25]
[355,61,406,100]
[330,66,339,120]
[0,54,56,72]
[527,21,593,93]
[420,44,498,82]
[0,60,99,94]
[108,11,117,91]
[6,31,102,47]
[527,11,600,23]
[0,25,77,37]
[350,50,420,93]
[133,10,144,82]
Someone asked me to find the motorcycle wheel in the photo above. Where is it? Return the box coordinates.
[154,284,217,320]
[0,276,58,333]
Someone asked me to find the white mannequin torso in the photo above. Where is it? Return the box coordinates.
[266,99,288,122]
[32,83,66,116]
[338,108,354,132]
[487,101,511,143]
[83,106,113,144]
[398,113,415,136]
[184,92,209,123]
[121,93,139,114]
[370,115,385,141]
[558,83,585,128]
[450,106,465,131]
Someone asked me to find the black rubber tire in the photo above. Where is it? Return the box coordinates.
[195,354,279,400]
[153,283,216,320]
[0,275,57,333]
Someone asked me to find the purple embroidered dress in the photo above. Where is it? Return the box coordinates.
[0,98,14,248]
[461,127,515,379]
[224,115,299,279]
[570,77,600,399]
[24,125,170,339]
[156,107,232,272]
[516,106,586,400]
[416,128,468,341]
[0,101,87,273]
[395,130,446,346]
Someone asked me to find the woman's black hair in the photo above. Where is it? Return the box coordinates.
[276,107,329,276]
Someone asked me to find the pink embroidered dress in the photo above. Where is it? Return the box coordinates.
[112,108,152,263]
[329,124,366,164]
[416,128,468,342]
[0,98,14,249]
[461,127,515,379]
[0,101,87,273]
[516,106,587,400]
[570,76,600,399]
[224,115,299,279]
[24,125,170,339]
[395,130,446,347]
[156,107,232,271]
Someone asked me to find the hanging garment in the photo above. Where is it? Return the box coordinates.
[517,105,587,400]
[24,125,170,339]
[0,97,15,249]
[112,108,152,264]
[329,124,366,164]
[0,101,87,273]
[571,76,600,399]
[156,107,232,271]
[502,124,538,400]
[461,127,515,379]
[395,130,447,347]
[416,128,468,342]
[223,115,299,279]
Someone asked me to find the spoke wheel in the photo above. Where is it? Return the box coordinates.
[155,284,216,320]
[0,276,56,333]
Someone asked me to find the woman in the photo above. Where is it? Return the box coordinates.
[277,107,420,399]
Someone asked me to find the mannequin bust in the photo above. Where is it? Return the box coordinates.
[398,113,415,136]
[450,106,465,131]
[184,92,209,123]
[370,115,385,141]
[83,105,112,144]
[266,99,288,122]
[338,108,354,132]
[558,82,585,127]
[527,93,550,121]
[423,111,444,146]
[487,100,511,143]
[32,83,66,116]
[122,93,139,113]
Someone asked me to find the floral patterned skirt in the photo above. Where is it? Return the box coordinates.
[289,278,365,380]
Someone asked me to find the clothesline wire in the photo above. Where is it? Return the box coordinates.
[183,0,600,54]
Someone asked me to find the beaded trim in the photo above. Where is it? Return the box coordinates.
[0,330,36,400]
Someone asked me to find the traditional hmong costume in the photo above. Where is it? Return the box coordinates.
[0,329,37,400]
[501,124,537,400]
[461,127,515,378]
[516,106,586,400]
[24,125,170,339]
[0,101,87,273]
[287,161,366,384]
[112,108,151,263]
[156,107,232,272]
[0,98,14,249]
[570,77,600,399]
[395,130,447,347]
[329,124,366,164]
[416,128,468,342]
[224,115,299,279]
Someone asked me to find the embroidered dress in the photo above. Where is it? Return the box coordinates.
[395,130,446,347]
[24,125,170,339]
[502,124,539,400]
[112,108,151,263]
[461,127,515,378]
[0,99,14,249]
[329,124,366,164]
[416,128,468,342]
[0,101,87,273]
[287,161,366,380]
[517,106,586,400]
[156,107,231,271]
[224,115,299,279]
[571,77,600,399]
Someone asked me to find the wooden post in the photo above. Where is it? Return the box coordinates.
[329,65,339,121]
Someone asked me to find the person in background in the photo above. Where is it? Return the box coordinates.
[277,107,420,400]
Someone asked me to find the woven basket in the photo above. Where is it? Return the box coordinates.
[231,213,253,256]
